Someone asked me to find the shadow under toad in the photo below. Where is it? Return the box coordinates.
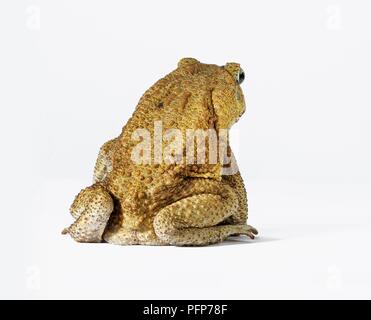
[211,236,280,247]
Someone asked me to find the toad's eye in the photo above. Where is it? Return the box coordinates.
[236,68,245,85]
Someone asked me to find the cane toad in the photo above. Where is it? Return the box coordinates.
[62,58,257,246]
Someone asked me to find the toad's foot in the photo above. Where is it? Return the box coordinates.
[229,225,258,239]
[62,184,113,243]
[153,190,257,246]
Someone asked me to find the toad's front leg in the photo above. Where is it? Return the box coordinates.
[62,184,113,243]
[153,187,257,246]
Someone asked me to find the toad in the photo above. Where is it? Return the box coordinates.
[62,58,258,246]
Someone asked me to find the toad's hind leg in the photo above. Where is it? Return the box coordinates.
[62,184,113,243]
[153,192,257,246]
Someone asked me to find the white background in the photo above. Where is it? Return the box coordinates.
[1,0,370,299]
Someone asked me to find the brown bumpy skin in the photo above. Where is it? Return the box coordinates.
[63,58,258,246]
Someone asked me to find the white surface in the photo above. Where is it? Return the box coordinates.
[1,0,371,299]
